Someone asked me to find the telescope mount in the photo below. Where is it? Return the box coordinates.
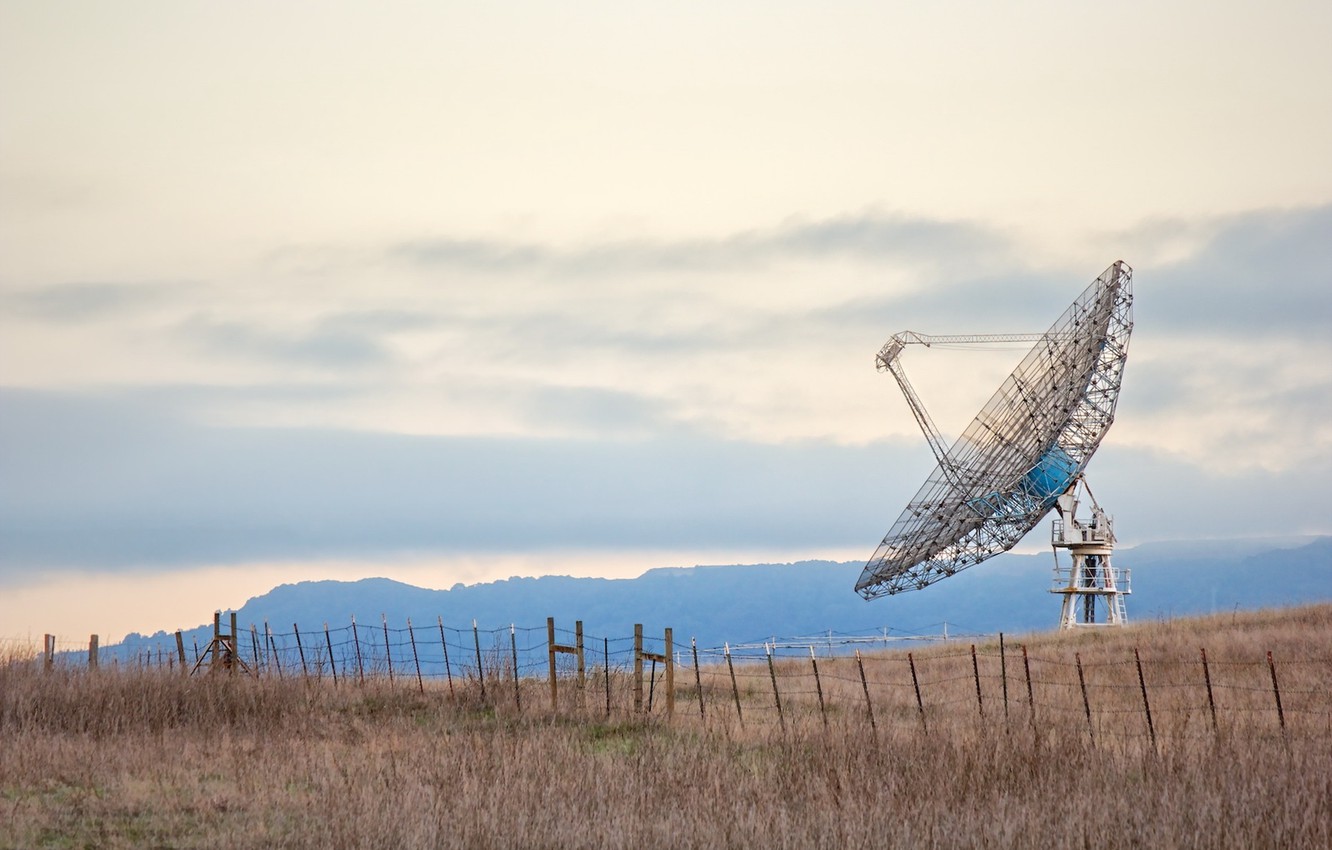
[1049,477,1130,628]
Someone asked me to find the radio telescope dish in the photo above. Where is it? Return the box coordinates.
[857,261,1133,600]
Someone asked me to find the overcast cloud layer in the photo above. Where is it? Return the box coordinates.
[2,203,1329,582]
[1,4,1330,643]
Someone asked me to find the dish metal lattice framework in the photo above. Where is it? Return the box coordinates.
[857,261,1134,599]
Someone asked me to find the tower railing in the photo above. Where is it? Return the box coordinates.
[1051,562,1131,594]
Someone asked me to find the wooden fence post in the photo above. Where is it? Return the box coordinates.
[647,657,658,712]
[810,647,827,728]
[547,617,558,710]
[726,643,743,725]
[250,623,262,676]
[510,624,521,710]
[1021,645,1034,724]
[89,634,99,671]
[1134,647,1156,750]
[261,620,270,674]
[229,612,239,676]
[767,644,785,731]
[575,621,585,708]
[633,624,644,713]
[999,633,1009,721]
[267,622,283,679]
[664,628,675,720]
[856,650,876,730]
[43,634,54,672]
[472,620,485,701]
[175,631,187,675]
[1267,650,1286,736]
[1201,647,1217,735]
[971,644,984,718]
[1076,652,1093,744]
[408,618,423,694]
[324,622,338,686]
[210,612,222,673]
[382,615,394,685]
[294,624,308,677]
[692,637,705,721]
[352,616,365,685]
[909,651,926,734]
[438,617,454,698]
[603,636,611,718]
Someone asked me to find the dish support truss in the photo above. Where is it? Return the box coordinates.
[857,261,1133,599]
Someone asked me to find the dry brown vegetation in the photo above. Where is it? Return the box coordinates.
[3,604,1331,849]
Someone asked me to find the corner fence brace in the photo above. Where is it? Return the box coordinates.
[633,624,674,718]
[547,617,586,712]
[191,611,253,677]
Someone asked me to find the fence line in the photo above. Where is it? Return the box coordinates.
[9,617,1331,743]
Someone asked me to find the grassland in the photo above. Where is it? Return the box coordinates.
[3,604,1330,848]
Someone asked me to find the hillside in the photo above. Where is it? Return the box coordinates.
[115,536,1332,660]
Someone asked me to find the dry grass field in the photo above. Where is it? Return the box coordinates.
[3,604,1330,849]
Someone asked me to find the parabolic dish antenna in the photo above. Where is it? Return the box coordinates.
[857,261,1133,600]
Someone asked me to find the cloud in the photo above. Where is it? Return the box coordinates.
[508,383,679,435]
[806,204,1332,344]
[1115,336,1332,471]
[176,314,395,369]
[2,281,180,322]
[392,211,1013,277]
[1139,204,1332,337]
[317,310,440,334]
[1,387,1327,580]
[3,204,1328,476]
[811,267,1079,336]
[389,238,551,273]
[0,387,919,575]
[1103,205,1332,468]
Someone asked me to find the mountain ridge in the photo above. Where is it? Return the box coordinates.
[108,536,1332,660]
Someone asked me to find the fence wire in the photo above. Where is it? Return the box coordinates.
[11,618,1332,743]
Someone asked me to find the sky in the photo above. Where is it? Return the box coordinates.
[2,1,1330,645]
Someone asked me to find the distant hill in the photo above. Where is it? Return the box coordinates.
[115,536,1331,660]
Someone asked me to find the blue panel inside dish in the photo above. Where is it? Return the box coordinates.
[1022,445,1077,504]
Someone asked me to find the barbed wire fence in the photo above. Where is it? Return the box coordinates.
[5,616,1329,746]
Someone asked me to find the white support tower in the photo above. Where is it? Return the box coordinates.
[1049,478,1130,629]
